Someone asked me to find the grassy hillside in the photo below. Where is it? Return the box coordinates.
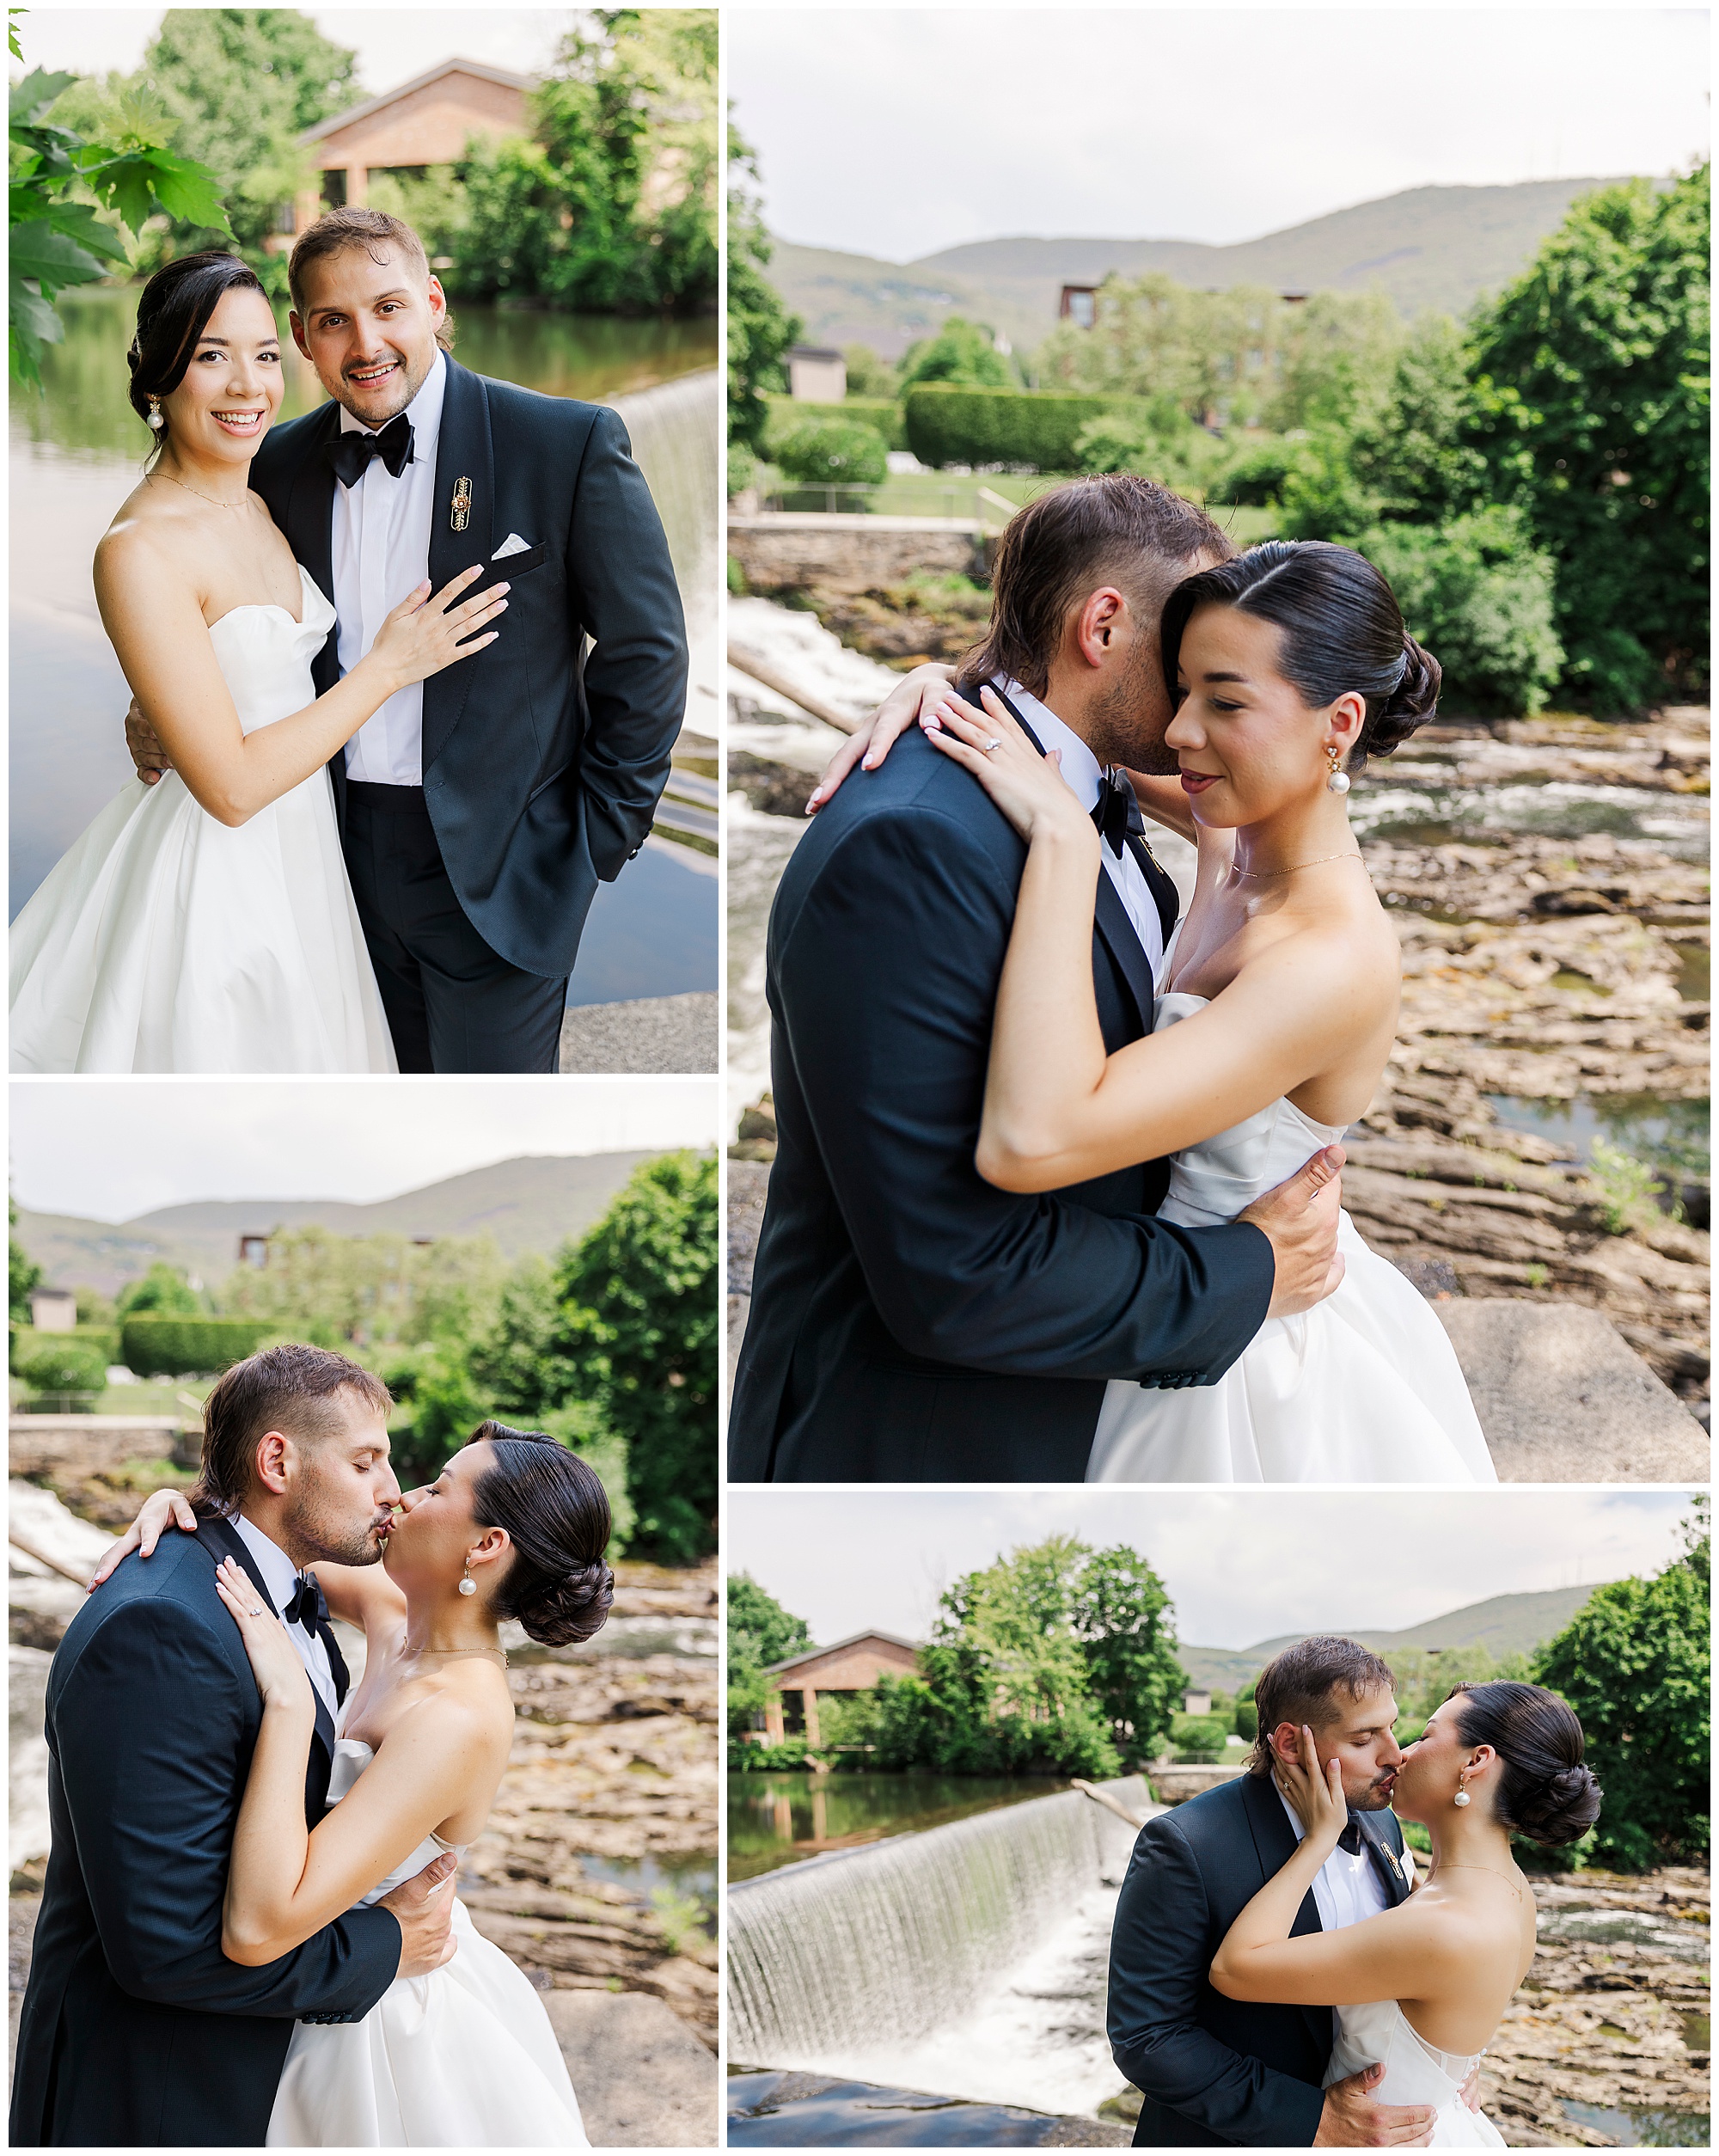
[17,1152,658,1295]
[1178,1584,1605,1694]
[773,179,1635,355]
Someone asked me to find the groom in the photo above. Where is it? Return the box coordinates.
[729,474,1344,1480]
[127,207,688,1073]
[10,1345,455,2147]
[1109,1638,1436,2147]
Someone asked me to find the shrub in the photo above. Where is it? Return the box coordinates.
[765,396,906,452]
[1233,1698,1258,1742]
[898,317,1015,391]
[772,418,889,487]
[1171,1712,1231,1763]
[905,386,1159,474]
[1586,1136,1672,1234]
[120,1317,273,1379]
[727,441,758,500]
[10,1324,119,1367]
[731,1736,815,1773]
[14,1336,108,1396]
[1210,434,1324,507]
[1358,508,1565,717]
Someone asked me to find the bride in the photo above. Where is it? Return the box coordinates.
[9,251,507,1074]
[1214,1681,1600,2145]
[820,539,1496,1482]
[99,1424,609,2146]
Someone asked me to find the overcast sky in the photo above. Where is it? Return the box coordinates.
[726,1487,1693,1650]
[729,6,1710,260]
[11,8,582,90]
[9,1079,718,1220]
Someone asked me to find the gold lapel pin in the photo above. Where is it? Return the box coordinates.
[450,477,472,532]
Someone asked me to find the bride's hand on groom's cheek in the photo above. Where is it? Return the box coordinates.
[125,696,175,784]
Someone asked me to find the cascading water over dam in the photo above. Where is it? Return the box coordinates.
[609,371,719,731]
[729,1777,1151,2113]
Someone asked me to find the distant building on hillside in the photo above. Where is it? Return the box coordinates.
[28,1289,77,1332]
[787,346,847,401]
[756,1630,920,1747]
[238,1235,269,1269]
[1183,1688,1214,1717]
[288,58,535,247]
[1059,284,1098,328]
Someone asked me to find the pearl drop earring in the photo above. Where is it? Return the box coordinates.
[1325,744,1350,795]
[1453,1768,1471,1808]
[458,1558,477,1597]
[147,398,165,432]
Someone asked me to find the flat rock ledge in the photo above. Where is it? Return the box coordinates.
[560,992,717,1075]
[545,1989,717,2147]
[1436,1300,1708,1481]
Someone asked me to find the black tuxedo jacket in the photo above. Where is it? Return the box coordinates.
[1109,1772,1413,2147]
[728,690,1275,1481]
[9,1518,401,2147]
[248,357,688,979]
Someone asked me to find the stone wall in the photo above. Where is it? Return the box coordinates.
[729,514,990,593]
[8,1415,189,1482]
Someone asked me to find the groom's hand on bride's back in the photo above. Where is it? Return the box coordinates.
[1314,2061,1436,2147]
[1239,1144,1347,1320]
[125,695,174,785]
[379,1850,460,1978]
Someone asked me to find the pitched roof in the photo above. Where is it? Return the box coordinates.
[300,58,535,147]
[766,1630,921,1677]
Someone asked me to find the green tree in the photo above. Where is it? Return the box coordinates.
[841,342,898,398]
[725,122,798,449]
[9,1197,43,1325]
[1465,166,1710,709]
[1535,1510,1710,1870]
[14,1335,108,1399]
[727,1575,811,1746]
[1348,314,1486,522]
[116,1260,205,1318]
[1070,1545,1186,1766]
[548,1151,717,1564]
[898,315,1015,392]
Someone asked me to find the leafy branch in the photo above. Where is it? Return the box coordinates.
[9,58,231,390]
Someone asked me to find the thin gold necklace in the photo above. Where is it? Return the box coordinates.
[1229,849,1365,879]
[153,469,250,511]
[1433,1863,1523,1899]
[407,1645,509,1667]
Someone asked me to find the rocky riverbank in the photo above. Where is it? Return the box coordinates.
[727,594,1709,1418]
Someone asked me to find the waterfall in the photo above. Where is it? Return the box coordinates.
[728,1777,1147,2072]
[609,370,719,741]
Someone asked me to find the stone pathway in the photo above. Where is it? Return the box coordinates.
[561,991,718,1075]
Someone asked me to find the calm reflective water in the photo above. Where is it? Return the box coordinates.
[9,289,718,1005]
[728,1773,1071,1882]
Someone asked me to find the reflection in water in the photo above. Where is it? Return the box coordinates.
[9,288,717,1004]
[728,1773,1073,1882]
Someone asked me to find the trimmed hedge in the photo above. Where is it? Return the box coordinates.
[13,1337,109,1395]
[121,1316,273,1378]
[10,1325,119,1367]
[904,385,1159,473]
[764,395,907,452]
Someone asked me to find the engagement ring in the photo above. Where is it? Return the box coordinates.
[981,738,1002,754]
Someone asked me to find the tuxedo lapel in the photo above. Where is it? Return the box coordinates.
[284,404,341,694]
[980,680,1159,1040]
[1124,830,1181,951]
[1361,1814,1414,1907]
[1239,1770,1335,2059]
[196,1515,339,1765]
[422,358,493,777]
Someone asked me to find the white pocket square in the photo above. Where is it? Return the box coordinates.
[492,532,534,560]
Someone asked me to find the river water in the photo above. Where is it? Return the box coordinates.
[9,290,719,1006]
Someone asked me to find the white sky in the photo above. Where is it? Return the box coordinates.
[9,1079,719,1220]
[10,7,584,90]
[725,1487,1693,1650]
[728,5,1711,260]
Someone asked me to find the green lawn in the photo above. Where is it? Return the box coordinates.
[756,464,1282,543]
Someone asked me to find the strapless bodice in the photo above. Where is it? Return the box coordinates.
[327,1736,463,1905]
[206,567,335,736]
[1326,2000,1503,2145]
[1153,992,1348,1227]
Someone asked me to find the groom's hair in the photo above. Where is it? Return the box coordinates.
[1247,1635,1398,1774]
[289,209,455,352]
[191,1344,394,1516]
[962,474,1234,699]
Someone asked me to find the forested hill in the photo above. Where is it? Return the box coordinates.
[774,178,1635,352]
[17,1152,657,1293]
[1178,1585,1609,1693]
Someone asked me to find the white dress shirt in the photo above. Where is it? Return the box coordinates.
[230,1513,339,1719]
[333,349,448,787]
[1279,1788,1396,1933]
[1002,679,1166,980]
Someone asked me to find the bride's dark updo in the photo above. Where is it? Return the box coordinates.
[1160,539,1441,771]
[126,249,271,450]
[468,1421,615,1647]
[1448,1680,1602,1847]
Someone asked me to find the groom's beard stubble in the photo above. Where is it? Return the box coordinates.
[1080,634,1179,777]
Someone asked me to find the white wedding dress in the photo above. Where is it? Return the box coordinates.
[9,567,395,1073]
[1327,2000,1506,2146]
[1087,991,1496,1483]
[267,1736,587,2147]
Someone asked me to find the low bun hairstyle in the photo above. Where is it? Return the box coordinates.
[468,1421,615,1648]
[1447,1680,1602,1847]
[1160,539,1441,771]
[127,250,270,457]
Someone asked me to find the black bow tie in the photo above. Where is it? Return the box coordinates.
[281,1573,325,1630]
[325,413,414,489]
[1336,1819,1365,1856]
[1092,769,1147,858]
